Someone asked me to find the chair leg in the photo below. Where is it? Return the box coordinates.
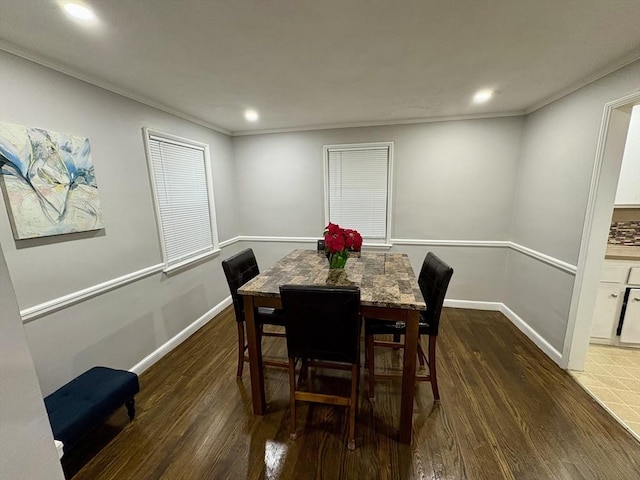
[417,338,427,368]
[366,334,376,400]
[236,321,245,378]
[288,357,298,440]
[428,335,440,402]
[347,364,358,450]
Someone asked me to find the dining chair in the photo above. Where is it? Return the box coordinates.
[222,248,287,378]
[279,285,362,450]
[365,252,453,402]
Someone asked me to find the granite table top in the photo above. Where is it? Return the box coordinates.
[238,249,426,311]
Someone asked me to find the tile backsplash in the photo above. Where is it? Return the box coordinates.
[608,220,640,246]
[609,208,640,246]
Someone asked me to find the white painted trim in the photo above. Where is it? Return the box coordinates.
[362,243,393,250]
[232,111,526,136]
[163,248,221,274]
[394,238,577,274]
[19,237,241,323]
[499,304,563,365]
[323,141,394,245]
[0,42,231,136]
[393,238,509,248]
[238,236,577,274]
[218,236,241,248]
[526,52,640,115]
[444,299,504,311]
[445,299,563,365]
[143,127,221,272]
[239,235,319,243]
[130,296,232,375]
[564,92,640,370]
[506,242,577,275]
[20,263,164,322]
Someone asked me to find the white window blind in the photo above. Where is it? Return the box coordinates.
[145,130,218,270]
[326,144,392,242]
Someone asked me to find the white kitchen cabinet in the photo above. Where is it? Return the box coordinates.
[591,284,625,339]
[619,288,640,343]
[590,259,640,346]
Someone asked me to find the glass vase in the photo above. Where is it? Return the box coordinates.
[328,249,349,269]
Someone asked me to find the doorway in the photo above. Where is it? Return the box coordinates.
[564,94,640,439]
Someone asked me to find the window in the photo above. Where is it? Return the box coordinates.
[143,128,219,272]
[324,142,393,245]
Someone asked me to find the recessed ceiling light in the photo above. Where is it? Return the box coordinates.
[245,110,259,122]
[473,89,493,104]
[62,2,96,21]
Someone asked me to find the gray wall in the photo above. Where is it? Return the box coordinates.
[505,60,640,352]
[234,117,525,302]
[2,48,639,406]
[0,242,64,480]
[234,118,523,240]
[0,51,241,395]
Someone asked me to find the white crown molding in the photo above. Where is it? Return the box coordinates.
[232,111,526,137]
[3,39,636,138]
[525,51,640,115]
[130,296,232,375]
[0,41,231,136]
[20,263,164,322]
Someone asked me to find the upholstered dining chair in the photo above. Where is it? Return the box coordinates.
[365,252,453,402]
[279,285,362,450]
[222,248,287,377]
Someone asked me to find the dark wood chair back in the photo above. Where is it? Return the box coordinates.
[222,248,260,323]
[418,252,454,336]
[279,285,361,364]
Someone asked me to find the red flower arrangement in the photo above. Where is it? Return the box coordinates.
[323,223,363,269]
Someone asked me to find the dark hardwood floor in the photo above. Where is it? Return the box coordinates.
[66,307,640,479]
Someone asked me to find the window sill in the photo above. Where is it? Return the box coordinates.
[163,248,221,275]
[362,243,393,251]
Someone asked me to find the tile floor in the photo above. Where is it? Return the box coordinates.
[571,344,640,439]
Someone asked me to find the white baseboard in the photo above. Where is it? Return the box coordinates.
[128,296,563,375]
[499,304,563,365]
[444,299,504,310]
[129,296,232,375]
[445,299,563,366]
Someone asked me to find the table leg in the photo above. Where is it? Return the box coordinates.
[399,310,419,444]
[243,295,266,414]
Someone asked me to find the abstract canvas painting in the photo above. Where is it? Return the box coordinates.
[0,122,105,239]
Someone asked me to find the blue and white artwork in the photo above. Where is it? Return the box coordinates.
[0,122,105,239]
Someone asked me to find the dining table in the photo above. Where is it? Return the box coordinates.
[237,248,426,444]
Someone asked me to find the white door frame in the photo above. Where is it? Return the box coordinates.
[563,92,639,370]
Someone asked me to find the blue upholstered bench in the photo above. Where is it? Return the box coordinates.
[44,366,140,450]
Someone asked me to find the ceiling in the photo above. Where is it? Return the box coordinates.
[1,1,639,135]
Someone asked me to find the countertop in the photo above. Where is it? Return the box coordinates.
[605,245,640,261]
[238,249,426,311]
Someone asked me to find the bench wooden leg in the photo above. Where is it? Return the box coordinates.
[125,398,136,420]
